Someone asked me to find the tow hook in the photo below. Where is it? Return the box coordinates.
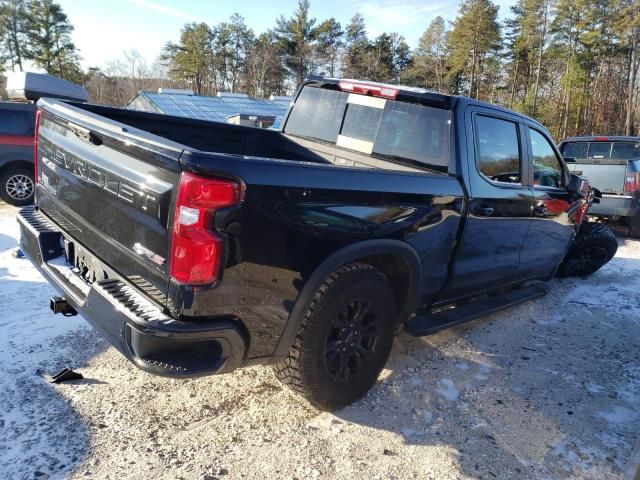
[50,296,78,316]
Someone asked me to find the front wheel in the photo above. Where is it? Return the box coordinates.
[0,168,35,206]
[558,222,618,277]
[274,263,397,411]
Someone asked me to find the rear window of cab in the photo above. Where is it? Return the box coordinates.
[562,141,640,160]
[284,86,451,171]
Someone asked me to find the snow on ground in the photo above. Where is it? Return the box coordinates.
[0,202,639,480]
[0,204,98,479]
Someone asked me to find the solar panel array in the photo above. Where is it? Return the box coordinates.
[133,91,291,129]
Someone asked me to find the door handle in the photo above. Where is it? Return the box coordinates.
[472,206,494,217]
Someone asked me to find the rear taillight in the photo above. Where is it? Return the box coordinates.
[33,109,42,183]
[338,81,399,99]
[169,172,243,285]
[625,172,639,193]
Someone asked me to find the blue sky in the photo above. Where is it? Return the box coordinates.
[58,0,517,69]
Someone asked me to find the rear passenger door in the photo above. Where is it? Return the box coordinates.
[520,126,576,278]
[445,108,533,299]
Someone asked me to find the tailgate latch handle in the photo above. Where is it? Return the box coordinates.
[68,122,103,146]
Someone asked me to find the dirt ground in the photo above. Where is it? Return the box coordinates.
[1,202,639,480]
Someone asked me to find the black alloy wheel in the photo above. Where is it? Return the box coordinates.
[325,300,379,383]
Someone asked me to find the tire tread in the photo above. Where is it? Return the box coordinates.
[558,222,618,277]
[274,263,393,410]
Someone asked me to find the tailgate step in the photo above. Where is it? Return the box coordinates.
[96,279,170,324]
[405,282,549,336]
[19,206,59,233]
[19,206,64,261]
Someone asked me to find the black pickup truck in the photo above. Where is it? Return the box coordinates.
[18,79,617,410]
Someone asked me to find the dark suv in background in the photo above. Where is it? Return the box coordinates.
[559,136,640,237]
[0,101,36,206]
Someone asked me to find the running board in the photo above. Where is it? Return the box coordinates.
[405,282,549,336]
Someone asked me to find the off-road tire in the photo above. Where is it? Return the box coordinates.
[0,168,35,206]
[628,215,640,239]
[558,222,618,277]
[274,263,396,411]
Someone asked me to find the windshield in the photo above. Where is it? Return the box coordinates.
[285,86,451,171]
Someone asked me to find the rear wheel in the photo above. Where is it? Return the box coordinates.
[558,222,618,277]
[0,168,35,206]
[274,263,396,411]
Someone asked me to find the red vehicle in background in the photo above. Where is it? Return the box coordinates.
[1,72,87,206]
[0,101,37,206]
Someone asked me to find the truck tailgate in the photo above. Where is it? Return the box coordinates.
[35,99,184,305]
[567,160,627,194]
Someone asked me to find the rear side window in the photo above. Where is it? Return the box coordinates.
[0,110,34,136]
[611,142,640,159]
[475,116,521,184]
[588,142,612,159]
[561,142,587,159]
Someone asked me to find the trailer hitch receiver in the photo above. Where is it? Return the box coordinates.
[50,296,78,317]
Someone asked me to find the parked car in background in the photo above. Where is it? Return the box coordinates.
[20,79,617,410]
[0,71,89,207]
[0,102,36,206]
[559,136,640,237]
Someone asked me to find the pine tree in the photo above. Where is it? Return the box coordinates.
[342,13,369,78]
[615,0,640,135]
[505,0,552,115]
[368,33,395,82]
[314,18,342,77]
[23,0,81,81]
[161,22,215,95]
[273,0,317,87]
[245,31,286,97]
[390,33,411,82]
[552,0,589,138]
[447,0,501,98]
[0,0,27,71]
[405,16,449,91]
[213,14,254,92]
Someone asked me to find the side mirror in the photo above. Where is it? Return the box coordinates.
[563,156,576,163]
[567,174,590,199]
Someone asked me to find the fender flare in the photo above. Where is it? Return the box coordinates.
[271,239,422,359]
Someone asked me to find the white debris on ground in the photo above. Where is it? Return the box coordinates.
[0,201,638,480]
